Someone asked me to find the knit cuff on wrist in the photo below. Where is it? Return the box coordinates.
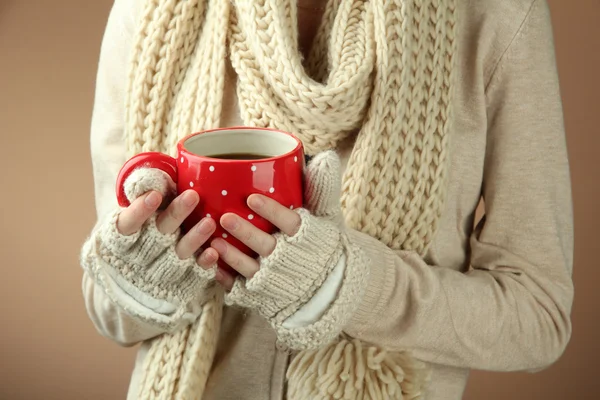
[271,234,370,350]
[225,208,343,322]
[110,244,217,304]
[89,244,218,332]
[87,229,218,331]
[95,210,217,305]
[101,211,179,265]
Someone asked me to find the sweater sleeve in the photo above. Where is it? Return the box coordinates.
[82,0,171,346]
[343,0,574,372]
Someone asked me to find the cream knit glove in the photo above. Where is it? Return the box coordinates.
[81,168,217,331]
[225,151,370,350]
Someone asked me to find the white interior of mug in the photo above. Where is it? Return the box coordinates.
[183,128,299,158]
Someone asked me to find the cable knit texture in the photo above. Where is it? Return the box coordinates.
[112,0,457,398]
[126,0,455,256]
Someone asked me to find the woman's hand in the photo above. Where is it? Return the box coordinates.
[83,169,225,330]
[116,189,219,272]
[211,194,302,290]
[212,151,369,351]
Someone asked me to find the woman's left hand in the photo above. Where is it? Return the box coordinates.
[210,151,368,350]
[210,194,302,290]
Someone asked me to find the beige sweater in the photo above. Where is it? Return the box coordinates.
[82,0,574,398]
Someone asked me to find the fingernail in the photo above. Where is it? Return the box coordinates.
[221,215,238,231]
[183,191,198,207]
[202,250,216,263]
[145,192,161,208]
[197,218,213,234]
[248,195,264,209]
[211,239,227,255]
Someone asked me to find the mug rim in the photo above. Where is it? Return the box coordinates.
[177,126,303,163]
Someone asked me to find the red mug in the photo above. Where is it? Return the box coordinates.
[115,127,305,274]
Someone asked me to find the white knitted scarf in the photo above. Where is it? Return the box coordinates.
[125,0,456,398]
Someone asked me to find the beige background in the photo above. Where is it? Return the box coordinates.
[0,0,598,398]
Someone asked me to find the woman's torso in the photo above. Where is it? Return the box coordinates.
[126,0,527,398]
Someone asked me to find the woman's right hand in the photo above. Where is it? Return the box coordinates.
[116,189,219,272]
[80,185,220,330]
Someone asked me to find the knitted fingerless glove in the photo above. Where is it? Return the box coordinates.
[225,151,370,350]
[81,168,217,331]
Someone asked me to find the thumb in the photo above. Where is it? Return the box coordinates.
[124,167,176,206]
[304,150,342,223]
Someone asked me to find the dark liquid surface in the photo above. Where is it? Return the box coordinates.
[207,152,270,160]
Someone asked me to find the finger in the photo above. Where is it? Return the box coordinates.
[196,247,219,270]
[116,191,162,235]
[175,217,217,259]
[304,150,342,220]
[215,267,235,291]
[247,194,302,236]
[124,167,175,206]
[210,238,260,279]
[220,213,276,257]
[155,190,199,234]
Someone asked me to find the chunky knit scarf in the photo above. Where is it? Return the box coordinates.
[124,0,456,398]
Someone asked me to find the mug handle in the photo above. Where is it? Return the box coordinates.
[115,152,178,207]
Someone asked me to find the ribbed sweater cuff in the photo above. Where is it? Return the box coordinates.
[343,229,396,337]
[225,209,342,321]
